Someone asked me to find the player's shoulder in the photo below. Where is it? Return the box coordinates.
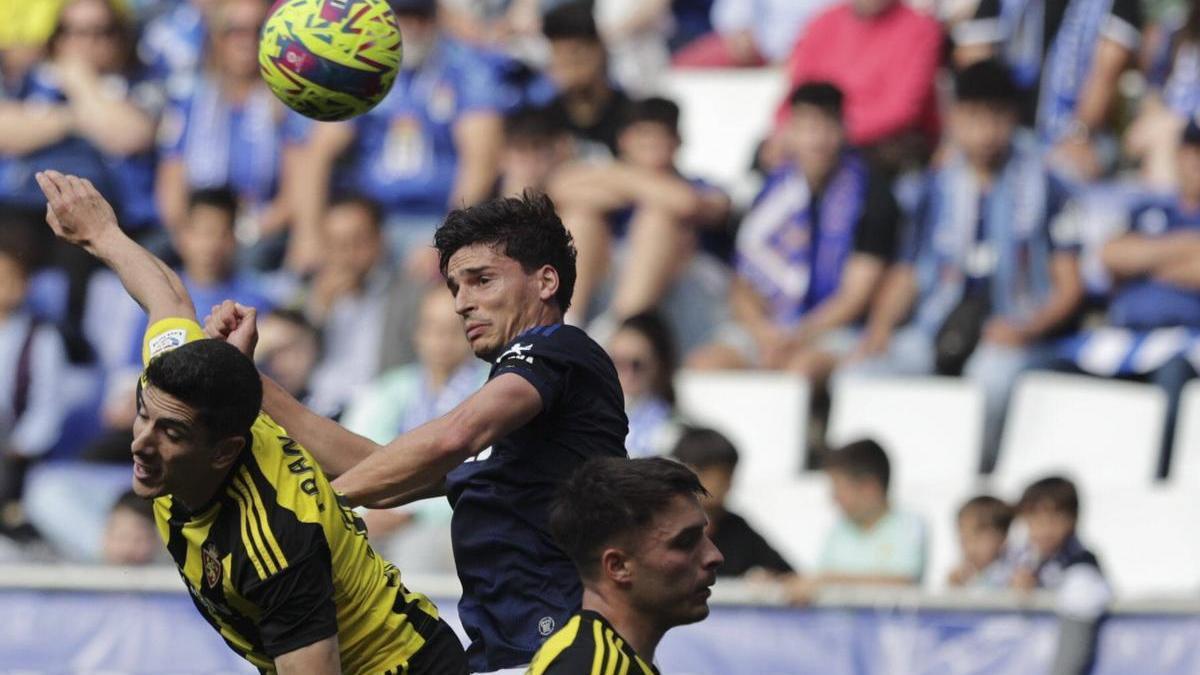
[527,613,597,675]
[494,323,598,366]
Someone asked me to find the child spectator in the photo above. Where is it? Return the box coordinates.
[786,439,925,603]
[608,312,682,459]
[497,105,574,197]
[100,489,159,566]
[672,426,794,578]
[948,495,1016,588]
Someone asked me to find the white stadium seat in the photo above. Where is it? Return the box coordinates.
[993,372,1167,495]
[1168,380,1200,488]
[828,376,986,494]
[730,475,836,572]
[675,370,809,484]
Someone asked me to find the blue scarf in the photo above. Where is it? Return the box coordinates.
[914,135,1054,331]
[183,75,279,204]
[736,155,869,327]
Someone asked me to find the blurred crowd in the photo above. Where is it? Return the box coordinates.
[0,0,1196,631]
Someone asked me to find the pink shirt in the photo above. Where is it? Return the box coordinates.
[781,2,942,146]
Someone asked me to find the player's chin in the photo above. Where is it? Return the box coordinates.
[130,472,165,500]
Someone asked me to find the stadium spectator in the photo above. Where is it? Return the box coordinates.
[99,488,158,566]
[689,83,899,382]
[0,235,70,542]
[290,0,503,272]
[342,287,486,574]
[608,312,682,458]
[302,196,394,417]
[673,0,837,67]
[953,0,1144,180]
[156,0,308,267]
[497,105,574,197]
[948,495,1016,588]
[594,0,672,96]
[1125,3,1200,188]
[0,0,161,234]
[530,456,722,673]
[672,426,794,578]
[552,96,731,332]
[786,439,925,603]
[138,0,217,86]
[1012,476,1110,674]
[540,2,634,158]
[669,0,715,52]
[846,61,1083,471]
[778,0,941,166]
[1059,120,1200,478]
[253,308,320,405]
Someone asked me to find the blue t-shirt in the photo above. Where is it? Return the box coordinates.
[445,323,628,672]
[1108,199,1200,330]
[348,38,503,219]
[158,76,312,214]
[138,2,207,85]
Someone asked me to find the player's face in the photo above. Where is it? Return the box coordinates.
[951,103,1017,169]
[131,384,220,503]
[446,244,551,361]
[1023,503,1075,560]
[957,513,1006,571]
[55,0,123,72]
[213,0,264,80]
[415,289,473,375]
[788,105,844,184]
[628,494,723,628]
[618,122,679,172]
[178,205,236,283]
[0,253,28,316]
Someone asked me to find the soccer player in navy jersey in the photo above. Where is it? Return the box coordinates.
[206,192,629,674]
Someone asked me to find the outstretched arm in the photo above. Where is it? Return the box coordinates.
[35,170,194,325]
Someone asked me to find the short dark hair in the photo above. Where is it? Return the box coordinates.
[954,59,1021,108]
[822,438,890,492]
[435,191,578,312]
[1018,475,1079,518]
[504,105,569,146]
[550,457,707,580]
[672,427,739,472]
[542,1,601,42]
[620,97,681,137]
[958,495,1014,533]
[789,82,844,122]
[617,311,677,404]
[327,194,384,232]
[187,187,239,224]
[111,488,154,520]
[142,340,262,442]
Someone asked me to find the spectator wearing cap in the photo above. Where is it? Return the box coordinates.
[290,0,504,274]
[689,83,900,383]
[846,62,1083,472]
[551,96,731,341]
[954,0,1144,180]
[1058,119,1200,478]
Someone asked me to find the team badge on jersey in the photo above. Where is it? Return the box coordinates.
[202,541,222,589]
[148,329,188,359]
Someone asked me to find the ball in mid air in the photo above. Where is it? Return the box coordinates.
[259,0,403,122]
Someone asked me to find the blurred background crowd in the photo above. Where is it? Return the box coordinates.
[0,0,1198,623]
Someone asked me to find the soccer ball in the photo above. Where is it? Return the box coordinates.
[259,0,403,122]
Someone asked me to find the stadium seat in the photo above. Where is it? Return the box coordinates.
[1168,380,1200,487]
[675,370,809,483]
[661,68,788,202]
[730,474,835,572]
[827,376,986,494]
[993,372,1167,495]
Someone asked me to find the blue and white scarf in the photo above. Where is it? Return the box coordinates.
[183,76,279,205]
[736,155,869,328]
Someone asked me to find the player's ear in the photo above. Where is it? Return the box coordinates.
[535,264,559,304]
[600,547,634,586]
[211,435,245,471]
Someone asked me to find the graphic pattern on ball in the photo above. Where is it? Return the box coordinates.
[259,0,403,122]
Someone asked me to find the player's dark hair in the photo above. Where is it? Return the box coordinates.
[504,105,569,146]
[954,59,1021,109]
[620,97,681,137]
[142,340,262,443]
[672,427,739,472]
[789,82,844,122]
[550,457,708,581]
[328,193,385,232]
[187,187,239,225]
[1018,475,1079,518]
[615,311,677,404]
[111,488,154,520]
[435,191,578,313]
[822,438,891,492]
[958,495,1014,534]
[542,1,601,42]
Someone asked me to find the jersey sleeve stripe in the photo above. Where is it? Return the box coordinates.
[236,468,288,571]
[228,481,273,579]
[234,474,283,575]
[590,620,607,675]
[603,628,621,675]
[613,636,630,675]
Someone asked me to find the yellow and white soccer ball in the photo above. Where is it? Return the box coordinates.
[259,0,403,122]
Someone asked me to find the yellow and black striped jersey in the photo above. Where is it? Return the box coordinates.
[526,611,659,675]
[143,318,460,674]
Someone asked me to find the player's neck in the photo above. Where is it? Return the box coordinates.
[174,463,239,513]
[516,305,564,337]
[582,588,665,664]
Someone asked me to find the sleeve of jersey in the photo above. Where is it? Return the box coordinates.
[491,333,569,412]
[535,644,601,675]
[243,549,339,659]
[141,317,206,367]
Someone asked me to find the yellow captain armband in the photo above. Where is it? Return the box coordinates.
[142,317,207,367]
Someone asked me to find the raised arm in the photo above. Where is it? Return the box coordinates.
[35,170,193,325]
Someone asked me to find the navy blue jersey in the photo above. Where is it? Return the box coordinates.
[445,323,628,672]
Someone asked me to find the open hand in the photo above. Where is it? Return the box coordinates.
[35,170,120,253]
[204,299,259,358]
